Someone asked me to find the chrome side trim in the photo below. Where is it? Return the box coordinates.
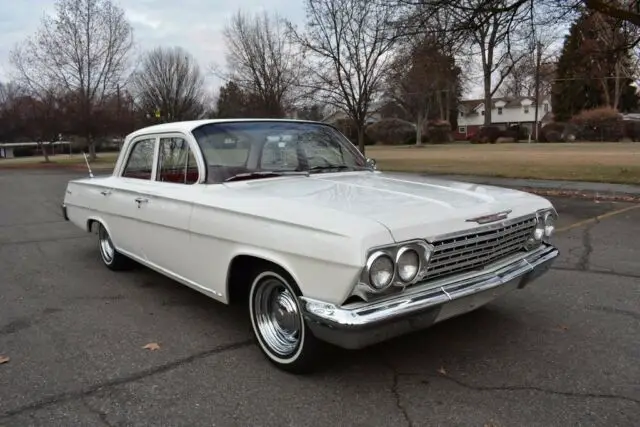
[300,244,559,350]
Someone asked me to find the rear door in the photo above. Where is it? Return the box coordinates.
[106,135,159,259]
[133,134,202,279]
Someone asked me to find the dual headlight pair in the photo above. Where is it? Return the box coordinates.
[362,208,558,294]
[361,240,433,293]
[526,208,557,249]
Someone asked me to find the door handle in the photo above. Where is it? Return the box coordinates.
[100,190,111,196]
[134,197,149,207]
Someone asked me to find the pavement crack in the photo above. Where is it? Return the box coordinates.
[379,357,413,427]
[80,398,114,427]
[419,373,640,405]
[587,305,640,322]
[0,234,89,247]
[0,339,253,420]
[551,266,640,281]
[577,222,596,271]
[391,369,414,427]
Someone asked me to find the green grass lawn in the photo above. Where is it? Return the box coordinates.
[366,142,640,185]
[0,152,119,169]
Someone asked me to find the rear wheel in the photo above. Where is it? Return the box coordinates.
[248,267,327,374]
[97,223,132,271]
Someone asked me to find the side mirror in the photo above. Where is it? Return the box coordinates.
[366,157,377,170]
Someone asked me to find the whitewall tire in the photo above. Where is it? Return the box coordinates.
[248,268,326,374]
[97,223,132,271]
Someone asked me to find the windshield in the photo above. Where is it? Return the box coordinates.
[191,120,369,183]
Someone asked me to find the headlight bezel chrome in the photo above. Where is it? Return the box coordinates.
[526,207,558,250]
[359,239,434,294]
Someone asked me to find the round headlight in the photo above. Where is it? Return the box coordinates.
[534,227,544,240]
[544,212,555,237]
[397,248,420,282]
[368,254,394,290]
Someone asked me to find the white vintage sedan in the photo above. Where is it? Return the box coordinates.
[62,119,559,373]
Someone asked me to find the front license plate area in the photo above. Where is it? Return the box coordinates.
[434,278,520,323]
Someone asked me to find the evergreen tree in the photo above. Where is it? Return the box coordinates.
[552,11,639,121]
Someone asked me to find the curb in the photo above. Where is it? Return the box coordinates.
[509,187,640,203]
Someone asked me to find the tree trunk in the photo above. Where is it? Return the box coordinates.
[88,135,97,161]
[613,61,621,110]
[39,142,50,163]
[444,87,451,123]
[357,126,365,154]
[484,73,492,126]
[415,110,423,145]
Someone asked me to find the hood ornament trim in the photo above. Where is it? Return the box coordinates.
[465,209,513,224]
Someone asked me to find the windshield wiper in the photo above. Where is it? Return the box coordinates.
[224,170,309,182]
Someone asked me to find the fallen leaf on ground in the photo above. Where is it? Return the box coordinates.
[0,355,10,364]
[556,325,569,331]
[437,366,447,375]
[142,342,160,351]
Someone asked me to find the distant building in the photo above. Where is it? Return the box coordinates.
[454,96,553,140]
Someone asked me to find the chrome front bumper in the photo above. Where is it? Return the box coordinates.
[300,244,559,350]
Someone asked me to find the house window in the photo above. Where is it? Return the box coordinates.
[498,107,503,115]
[524,106,529,114]
[458,126,466,134]
[481,110,485,115]
[544,103,549,113]
[459,111,464,117]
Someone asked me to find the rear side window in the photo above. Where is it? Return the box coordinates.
[157,137,199,184]
[122,138,156,179]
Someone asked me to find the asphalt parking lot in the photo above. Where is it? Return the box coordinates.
[0,168,638,427]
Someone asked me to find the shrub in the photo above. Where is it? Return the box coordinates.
[365,118,416,145]
[425,120,452,144]
[570,106,624,142]
[539,122,566,142]
[470,126,501,144]
[622,120,640,141]
[333,118,376,146]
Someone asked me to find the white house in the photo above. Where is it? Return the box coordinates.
[455,96,553,139]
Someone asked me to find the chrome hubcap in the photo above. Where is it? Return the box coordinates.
[98,226,115,263]
[253,278,301,357]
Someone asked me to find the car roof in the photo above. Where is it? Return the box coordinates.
[124,118,326,141]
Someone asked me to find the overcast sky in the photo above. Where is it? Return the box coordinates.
[0,0,306,92]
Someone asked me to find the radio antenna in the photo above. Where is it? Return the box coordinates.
[82,152,94,178]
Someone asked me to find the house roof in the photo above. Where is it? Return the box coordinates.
[460,96,551,112]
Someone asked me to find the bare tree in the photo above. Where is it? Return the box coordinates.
[10,0,133,160]
[132,46,206,122]
[220,10,304,117]
[386,36,461,143]
[499,43,559,98]
[459,1,531,125]
[288,0,401,153]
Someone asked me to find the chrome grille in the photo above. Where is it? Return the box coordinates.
[425,215,537,281]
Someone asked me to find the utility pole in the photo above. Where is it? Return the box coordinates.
[533,40,543,142]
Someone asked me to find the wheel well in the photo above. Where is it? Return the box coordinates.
[226,255,297,305]
[87,218,98,233]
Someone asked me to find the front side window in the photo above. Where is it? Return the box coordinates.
[122,138,156,179]
[191,121,368,183]
[157,137,199,184]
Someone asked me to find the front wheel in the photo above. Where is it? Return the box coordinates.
[248,268,326,374]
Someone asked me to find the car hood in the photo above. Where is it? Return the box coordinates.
[225,171,551,242]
